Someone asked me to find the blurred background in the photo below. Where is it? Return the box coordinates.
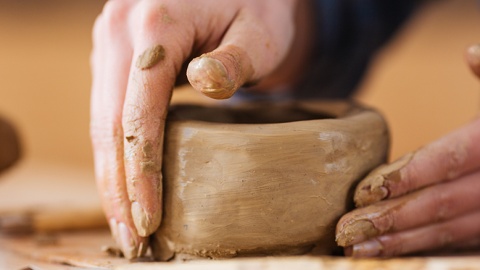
[0,0,478,208]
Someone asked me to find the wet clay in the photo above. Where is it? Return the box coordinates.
[187,45,254,99]
[353,152,414,207]
[136,45,165,70]
[152,101,390,261]
[335,220,379,247]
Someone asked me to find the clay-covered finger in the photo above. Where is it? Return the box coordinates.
[122,3,196,238]
[466,44,480,78]
[346,210,480,257]
[354,118,480,207]
[187,2,296,99]
[90,1,148,258]
[336,169,480,247]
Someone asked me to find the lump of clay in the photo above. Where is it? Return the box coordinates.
[0,116,21,173]
[152,101,389,261]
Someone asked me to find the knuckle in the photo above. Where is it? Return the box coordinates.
[135,1,167,33]
[101,0,131,36]
[137,5,158,32]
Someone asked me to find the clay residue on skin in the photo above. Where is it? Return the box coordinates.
[187,56,234,98]
[354,152,415,207]
[136,45,165,70]
[126,135,136,143]
[142,141,153,158]
[336,220,379,247]
[186,45,254,99]
[159,6,174,24]
[140,141,159,173]
[140,160,158,174]
[131,201,161,237]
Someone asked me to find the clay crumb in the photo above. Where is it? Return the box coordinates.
[141,160,158,173]
[126,135,136,143]
[101,245,124,258]
[136,45,165,70]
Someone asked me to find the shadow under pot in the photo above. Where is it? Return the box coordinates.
[152,100,390,261]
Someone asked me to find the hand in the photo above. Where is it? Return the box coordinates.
[335,44,480,257]
[90,0,312,258]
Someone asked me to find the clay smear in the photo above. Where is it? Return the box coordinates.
[136,45,165,70]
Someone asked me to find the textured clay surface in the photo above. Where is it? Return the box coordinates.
[152,101,389,261]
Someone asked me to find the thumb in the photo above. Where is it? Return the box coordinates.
[187,5,295,99]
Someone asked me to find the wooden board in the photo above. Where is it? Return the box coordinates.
[2,229,480,270]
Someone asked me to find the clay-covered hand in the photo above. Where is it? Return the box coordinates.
[90,0,308,259]
[336,44,480,257]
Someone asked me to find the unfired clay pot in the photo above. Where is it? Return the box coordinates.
[152,101,389,261]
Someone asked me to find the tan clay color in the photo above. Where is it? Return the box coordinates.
[152,101,389,261]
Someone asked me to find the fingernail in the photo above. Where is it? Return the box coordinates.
[109,218,119,240]
[131,201,161,237]
[336,220,379,246]
[137,241,148,258]
[351,239,383,257]
[187,56,235,99]
[118,222,138,259]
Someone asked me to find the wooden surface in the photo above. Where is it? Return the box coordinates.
[2,228,480,270]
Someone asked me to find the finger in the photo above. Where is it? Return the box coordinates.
[91,1,147,259]
[336,169,480,247]
[186,2,296,99]
[122,2,195,237]
[345,211,480,257]
[354,118,480,207]
[466,44,480,78]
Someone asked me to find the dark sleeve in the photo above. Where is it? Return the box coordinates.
[293,0,420,99]
[234,0,420,101]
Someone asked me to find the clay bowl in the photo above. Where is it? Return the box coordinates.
[152,101,389,261]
